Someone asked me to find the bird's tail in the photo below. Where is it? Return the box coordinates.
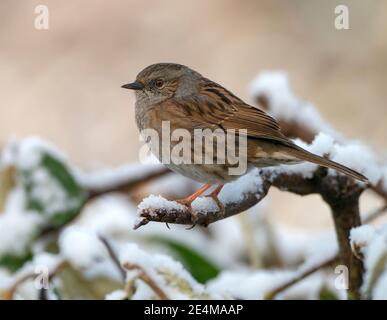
[285,143,368,183]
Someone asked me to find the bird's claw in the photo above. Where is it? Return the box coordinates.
[176,199,199,226]
[208,194,225,217]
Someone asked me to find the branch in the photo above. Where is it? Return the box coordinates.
[86,166,170,200]
[134,172,272,229]
[99,235,126,282]
[122,262,169,300]
[265,256,338,300]
[135,167,346,229]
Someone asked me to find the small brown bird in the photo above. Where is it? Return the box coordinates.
[122,63,368,217]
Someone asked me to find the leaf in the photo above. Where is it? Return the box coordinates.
[0,250,33,272]
[147,236,221,283]
[22,153,86,227]
[319,285,339,300]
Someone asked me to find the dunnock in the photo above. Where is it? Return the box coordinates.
[122,63,367,218]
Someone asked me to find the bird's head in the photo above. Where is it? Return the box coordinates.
[122,63,201,105]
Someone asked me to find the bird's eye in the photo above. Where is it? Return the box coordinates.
[155,79,164,89]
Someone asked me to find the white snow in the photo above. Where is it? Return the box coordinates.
[273,226,338,267]
[372,270,387,300]
[208,268,326,300]
[329,141,380,185]
[353,224,387,299]
[0,210,43,257]
[260,132,378,184]
[219,168,264,204]
[119,243,218,299]
[105,289,127,300]
[1,136,66,171]
[76,195,135,236]
[138,195,186,213]
[58,226,109,269]
[191,197,219,213]
[32,252,62,272]
[27,167,80,217]
[350,225,376,254]
[249,71,339,139]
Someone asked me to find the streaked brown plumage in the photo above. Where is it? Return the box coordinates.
[122,63,368,217]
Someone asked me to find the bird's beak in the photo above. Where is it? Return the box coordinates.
[121,81,144,90]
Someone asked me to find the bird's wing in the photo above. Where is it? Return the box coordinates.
[164,80,291,145]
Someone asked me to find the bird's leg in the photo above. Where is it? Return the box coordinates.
[209,184,225,216]
[176,184,212,223]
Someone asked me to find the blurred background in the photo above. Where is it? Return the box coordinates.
[1,0,386,230]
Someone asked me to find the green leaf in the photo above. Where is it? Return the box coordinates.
[319,285,339,300]
[147,236,221,283]
[22,153,86,228]
[0,250,33,272]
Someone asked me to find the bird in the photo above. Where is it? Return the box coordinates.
[122,63,368,220]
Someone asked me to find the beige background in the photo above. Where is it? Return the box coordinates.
[1,0,386,229]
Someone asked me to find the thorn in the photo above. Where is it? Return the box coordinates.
[185,224,196,230]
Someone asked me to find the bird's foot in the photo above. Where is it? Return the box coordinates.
[175,184,212,227]
[209,184,225,217]
[175,198,199,226]
[209,194,225,217]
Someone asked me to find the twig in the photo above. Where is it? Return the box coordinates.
[122,263,169,300]
[3,260,66,300]
[265,256,338,300]
[2,273,35,300]
[39,167,170,237]
[86,167,170,200]
[363,204,387,224]
[98,235,126,282]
